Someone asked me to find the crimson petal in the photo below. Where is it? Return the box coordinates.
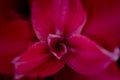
[65,34,119,75]
[30,0,55,40]
[63,0,86,36]
[13,42,65,79]
[30,0,86,40]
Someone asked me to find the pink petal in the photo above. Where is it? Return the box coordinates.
[30,0,55,40]
[82,0,120,51]
[62,0,86,36]
[0,20,36,75]
[13,42,65,79]
[30,0,86,40]
[65,34,119,75]
[27,57,64,78]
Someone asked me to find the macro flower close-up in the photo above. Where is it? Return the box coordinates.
[0,0,120,80]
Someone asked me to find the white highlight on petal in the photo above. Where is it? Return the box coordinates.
[92,44,120,61]
[12,57,28,69]
[48,34,61,46]
[75,15,87,34]
[14,74,24,80]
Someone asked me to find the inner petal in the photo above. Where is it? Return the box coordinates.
[48,34,67,59]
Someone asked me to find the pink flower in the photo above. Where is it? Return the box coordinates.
[11,0,120,80]
[0,0,120,80]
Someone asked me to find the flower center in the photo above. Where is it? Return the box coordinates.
[48,34,67,59]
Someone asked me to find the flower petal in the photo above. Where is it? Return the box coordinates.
[82,0,120,50]
[62,0,86,36]
[65,34,119,75]
[13,42,65,79]
[30,0,86,40]
[0,19,36,74]
[30,0,55,40]
[27,57,64,78]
